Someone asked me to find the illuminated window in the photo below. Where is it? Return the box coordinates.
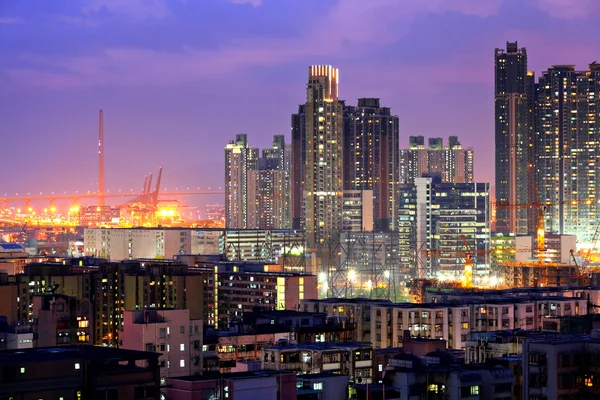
[313,382,323,390]
[470,386,479,395]
[180,359,185,368]
[75,363,80,370]
[462,323,469,329]
[78,320,89,328]
[20,367,25,374]
[180,343,185,351]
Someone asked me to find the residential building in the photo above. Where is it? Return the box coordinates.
[303,65,344,248]
[0,318,33,350]
[535,62,600,242]
[84,227,305,266]
[342,190,373,232]
[78,205,120,227]
[522,332,600,399]
[400,135,474,184]
[164,370,297,400]
[296,373,350,400]
[247,135,291,229]
[203,263,317,328]
[383,350,514,400]
[495,41,532,235]
[343,98,400,231]
[225,134,259,228]
[0,346,160,400]
[399,176,491,279]
[31,294,94,347]
[120,309,203,386]
[262,341,373,384]
[302,295,589,350]
[291,104,306,230]
[92,262,204,347]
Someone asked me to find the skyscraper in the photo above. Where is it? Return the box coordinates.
[400,136,474,184]
[224,134,258,228]
[291,105,306,230]
[535,63,600,242]
[495,41,530,235]
[303,65,343,248]
[343,98,400,231]
[247,135,291,229]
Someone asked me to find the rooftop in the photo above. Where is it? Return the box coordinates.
[264,341,372,351]
[0,345,159,366]
[168,369,295,382]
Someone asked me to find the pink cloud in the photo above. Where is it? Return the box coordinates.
[5,0,504,90]
[534,0,600,19]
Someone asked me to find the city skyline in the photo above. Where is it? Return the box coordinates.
[1,0,600,207]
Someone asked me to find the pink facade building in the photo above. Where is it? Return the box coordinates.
[120,309,203,385]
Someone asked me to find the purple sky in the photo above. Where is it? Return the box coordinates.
[1,0,599,211]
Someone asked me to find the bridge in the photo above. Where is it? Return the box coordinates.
[0,190,225,210]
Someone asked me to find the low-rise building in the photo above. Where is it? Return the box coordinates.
[383,352,514,400]
[0,318,33,350]
[296,373,350,400]
[262,342,373,384]
[522,332,600,399]
[32,294,94,347]
[302,294,589,350]
[164,370,297,400]
[120,309,202,385]
[0,345,160,400]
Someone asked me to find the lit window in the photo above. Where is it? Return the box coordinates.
[180,359,185,368]
[75,363,80,370]
[471,386,479,395]
[313,382,323,390]
[180,343,185,351]
[20,367,25,374]
[78,320,89,328]
[167,344,170,352]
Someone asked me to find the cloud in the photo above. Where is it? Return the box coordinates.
[229,0,263,6]
[82,0,173,21]
[0,17,23,24]
[534,0,600,19]
[4,0,505,89]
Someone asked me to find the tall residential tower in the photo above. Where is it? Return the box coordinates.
[494,41,531,235]
[343,98,400,231]
[303,65,343,247]
[225,134,258,228]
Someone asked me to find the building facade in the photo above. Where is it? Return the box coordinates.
[495,41,532,235]
[400,136,474,184]
[398,177,491,279]
[225,134,258,229]
[343,98,400,231]
[120,309,203,386]
[535,63,600,242]
[303,65,344,248]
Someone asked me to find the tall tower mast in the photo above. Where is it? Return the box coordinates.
[99,108,105,207]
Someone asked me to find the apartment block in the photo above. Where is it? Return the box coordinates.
[120,309,203,386]
[262,341,373,385]
[32,294,94,347]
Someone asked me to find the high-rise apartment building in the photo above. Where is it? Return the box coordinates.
[225,134,258,228]
[291,105,306,230]
[343,98,400,231]
[400,136,474,184]
[535,63,600,242]
[247,135,291,229]
[399,177,491,279]
[302,65,343,247]
[494,41,531,235]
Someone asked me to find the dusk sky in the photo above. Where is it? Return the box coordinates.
[1,0,600,211]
